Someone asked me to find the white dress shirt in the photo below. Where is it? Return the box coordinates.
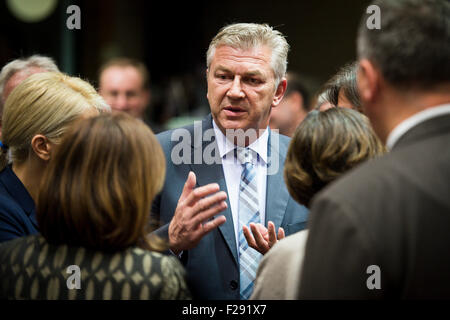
[386,103,450,150]
[212,120,268,254]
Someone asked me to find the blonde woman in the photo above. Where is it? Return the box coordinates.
[0,113,191,299]
[0,72,109,242]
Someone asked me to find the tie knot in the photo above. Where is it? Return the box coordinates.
[236,147,255,165]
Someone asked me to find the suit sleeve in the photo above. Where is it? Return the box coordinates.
[298,195,383,299]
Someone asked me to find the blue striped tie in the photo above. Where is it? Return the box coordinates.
[236,147,262,300]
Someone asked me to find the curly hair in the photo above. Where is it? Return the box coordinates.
[284,108,385,207]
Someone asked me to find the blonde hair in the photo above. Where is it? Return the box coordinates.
[0,72,110,170]
[37,113,166,252]
[206,23,289,85]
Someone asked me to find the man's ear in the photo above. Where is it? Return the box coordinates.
[31,134,52,161]
[358,59,380,103]
[206,68,210,100]
[272,77,287,107]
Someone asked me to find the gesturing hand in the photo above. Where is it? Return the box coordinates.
[168,171,227,255]
[243,221,285,255]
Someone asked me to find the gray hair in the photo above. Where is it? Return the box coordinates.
[0,55,59,113]
[357,0,450,89]
[320,61,362,112]
[206,23,290,85]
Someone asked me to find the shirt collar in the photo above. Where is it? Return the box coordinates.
[212,119,269,164]
[386,103,450,150]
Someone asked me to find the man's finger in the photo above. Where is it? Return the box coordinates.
[179,171,196,204]
[268,221,278,247]
[250,223,269,253]
[184,183,221,208]
[191,191,227,216]
[200,215,227,235]
[256,223,269,241]
[191,200,228,226]
[243,225,257,249]
[278,227,285,240]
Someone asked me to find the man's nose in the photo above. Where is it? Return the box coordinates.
[112,94,128,111]
[227,77,245,99]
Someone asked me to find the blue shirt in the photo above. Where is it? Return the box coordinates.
[0,165,38,243]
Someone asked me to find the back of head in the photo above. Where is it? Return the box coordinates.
[0,72,110,170]
[206,23,289,85]
[285,72,311,111]
[37,113,166,252]
[284,107,385,207]
[357,0,450,89]
[319,61,361,111]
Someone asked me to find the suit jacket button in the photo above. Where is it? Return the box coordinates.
[229,280,238,290]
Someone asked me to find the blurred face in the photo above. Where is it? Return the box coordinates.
[3,67,45,102]
[99,66,149,119]
[207,45,286,137]
[270,91,306,137]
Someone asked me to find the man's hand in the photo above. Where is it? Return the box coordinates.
[168,171,227,255]
[243,221,285,255]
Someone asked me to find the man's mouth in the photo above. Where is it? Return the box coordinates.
[223,106,246,116]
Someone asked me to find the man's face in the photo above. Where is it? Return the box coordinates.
[3,67,45,102]
[270,91,306,137]
[207,45,285,136]
[99,66,149,119]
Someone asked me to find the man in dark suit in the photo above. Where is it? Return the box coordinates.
[298,0,450,299]
[152,23,308,300]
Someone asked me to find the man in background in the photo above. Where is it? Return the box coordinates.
[269,72,311,137]
[99,57,161,132]
[299,0,450,298]
[0,55,59,138]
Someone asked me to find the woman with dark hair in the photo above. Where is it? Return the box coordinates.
[251,107,384,299]
[0,113,191,300]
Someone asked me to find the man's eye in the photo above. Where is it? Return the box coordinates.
[247,78,261,84]
[216,73,231,80]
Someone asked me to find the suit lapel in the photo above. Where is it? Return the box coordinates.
[265,130,289,229]
[188,115,239,264]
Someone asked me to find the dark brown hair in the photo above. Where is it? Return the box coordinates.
[37,112,166,252]
[284,108,385,207]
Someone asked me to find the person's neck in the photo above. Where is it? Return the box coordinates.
[373,85,450,143]
[12,157,46,204]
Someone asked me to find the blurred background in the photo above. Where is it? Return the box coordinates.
[0,0,371,130]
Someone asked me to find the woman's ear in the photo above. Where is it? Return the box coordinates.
[31,134,52,161]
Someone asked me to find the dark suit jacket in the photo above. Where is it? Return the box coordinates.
[0,165,38,243]
[299,113,450,299]
[152,114,309,299]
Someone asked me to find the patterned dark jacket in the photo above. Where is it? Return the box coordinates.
[0,235,191,300]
